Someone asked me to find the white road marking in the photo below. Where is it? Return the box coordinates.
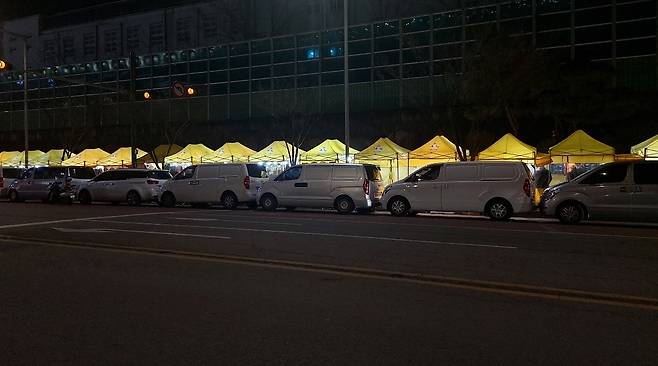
[51,227,231,240]
[171,217,302,226]
[87,219,517,249]
[0,211,179,230]
[53,227,113,233]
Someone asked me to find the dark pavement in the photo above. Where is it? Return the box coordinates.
[1,202,657,365]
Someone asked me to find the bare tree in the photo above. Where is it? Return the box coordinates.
[138,119,191,169]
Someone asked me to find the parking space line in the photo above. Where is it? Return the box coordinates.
[0,211,179,230]
[170,217,302,226]
[102,228,231,240]
[86,219,517,249]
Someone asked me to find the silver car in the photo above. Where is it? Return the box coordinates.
[8,167,96,202]
[78,169,171,206]
[258,164,383,214]
[0,167,24,198]
[541,161,658,224]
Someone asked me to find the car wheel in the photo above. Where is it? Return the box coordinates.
[334,196,355,214]
[487,199,513,221]
[557,202,584,224]
[260,194,278,211]
[127,191,142,206]
[8,190,21,203]
[388,197,410,217]
[78,190,92,205]
[221,191,239,210]
[160,192,176,208]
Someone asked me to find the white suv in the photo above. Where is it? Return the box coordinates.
[381,162,534,220]
[541,161,658,224]
[77,169,171,206]
[159,164,268,208]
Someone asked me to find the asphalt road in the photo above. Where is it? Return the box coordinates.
[1,202,657,365]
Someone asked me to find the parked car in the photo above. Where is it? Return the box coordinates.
[7,166,97,202]
[258,164,383,214]
[159,163,268,208]
[381,162,534,220]
[541,161,658,224]
[77,169,171,206]
[0,167,24,198]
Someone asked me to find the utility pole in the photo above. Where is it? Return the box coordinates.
[129,51,137,167]
[343,0,350,162]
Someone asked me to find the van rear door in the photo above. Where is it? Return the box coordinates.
[631,162,658,221]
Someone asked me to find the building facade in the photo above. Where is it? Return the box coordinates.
[0,0,656,150]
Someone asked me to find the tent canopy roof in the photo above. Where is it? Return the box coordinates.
[631,133,658,158]
[251,141,305,162]
[203,142,257,163]
[549,130,615,163]
[62,148,110,166]
[97,147,148,166]
[0,151,21,165]
[302,139,358,162]
[34,149,70,166]
[5,150,46,167]
[137,144,183,164]
[164,144,214,164]
[478,133,537,162]
[355,137,409,160]
[410,135,460,160]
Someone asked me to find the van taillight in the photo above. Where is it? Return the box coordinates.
[523,179,531,197]
[362,179,369,195]
[243,176,250,190]
[146,179,159,185]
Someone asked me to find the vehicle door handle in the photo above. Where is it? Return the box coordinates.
[189,180,200,186]
[294,182,308,188]
[619,187,627,193]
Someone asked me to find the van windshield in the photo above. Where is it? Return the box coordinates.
[147,171,173,180]
[364,165,382,181]
[247,164,269,178]
[2,168,23,179]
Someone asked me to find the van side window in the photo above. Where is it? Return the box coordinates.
[580,164,628,185]
[482,165,516,180]
[197,166,220,179]
[277,166,302,181]
[444,165,478,181]
[634,163,658,185]
[333,166,358,180]
[406,165,441,182]
[175,166,196,180]
[305,166,331,180]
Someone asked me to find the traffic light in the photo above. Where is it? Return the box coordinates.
[0,60,11,71]
[186,87,195,96]
[143,91,152,100]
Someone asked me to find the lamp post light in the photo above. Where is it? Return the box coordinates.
[0,29,32,168]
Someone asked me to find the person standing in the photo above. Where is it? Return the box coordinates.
[534,166,552,205]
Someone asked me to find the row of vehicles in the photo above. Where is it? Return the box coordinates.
[1,160,656,224]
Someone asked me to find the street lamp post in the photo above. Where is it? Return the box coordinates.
[343,0,350,162]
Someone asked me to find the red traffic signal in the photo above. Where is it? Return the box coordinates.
[0,60,11,71]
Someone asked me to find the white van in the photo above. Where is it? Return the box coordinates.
[159,163,268,208]
[381,162,533,220]
[258,164,383,214]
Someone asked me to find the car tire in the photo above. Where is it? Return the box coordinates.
[160,192,176,208]
[260,194,278,211]
[486,199,513,221]
[127,191,142,206]
[78,190,92,205]
[334,196,355,214]
[557,201,584,224]
[388,197,410,217]
[221,191,239,210]
[8,190,21,203]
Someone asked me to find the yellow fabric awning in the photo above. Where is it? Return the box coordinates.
[0,151,20,165]
[408,135,461,167]
[6,150,46,167]
[478,133,538,164]
[97,147,148,167]
[549,130,615,164]
[251,141,305,163]
[631,133,658,160]
[355,138,410,183]
[203,142,257,163]
[137,144,183,164]
[301,139,358,163]
[33,149,72,166]
[164,144,214,165]
[62,148,110,167]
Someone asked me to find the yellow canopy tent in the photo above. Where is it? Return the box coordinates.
[97,147,148,167]
[203,142,257,163]
[631,133,658,160]
[33,149,71,166]
[301,139,359,163]
[355,137,410,183]
[549,130,615,164]
[0,151,20,166]
[251,141,305,163]
[137,144,184,165]
[478,133,541,164]
[408,135,461,170]
[6,150,46,167]
[164,144,214,165]
[62,148,110,166]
